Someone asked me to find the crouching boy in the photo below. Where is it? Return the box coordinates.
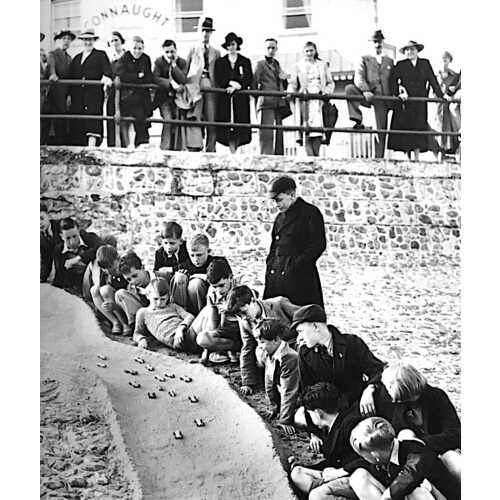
[133,278,199,353]
[91,245,130,334]
[349,417,460,500]
[254,319,299,435]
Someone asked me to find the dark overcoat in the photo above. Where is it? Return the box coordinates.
[40,220,62,282]
[388,58,443,152]
[214,54,253,147]
[263,197,326,307]
[298,325,385,405]
[69,49,111,145]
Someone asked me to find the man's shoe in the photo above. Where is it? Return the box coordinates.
[353,122,365,130]
[209,352,230,364]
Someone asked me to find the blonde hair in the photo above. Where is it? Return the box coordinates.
[381,362,427,403]
[149,278,170,297]
[350,417,395,455]
[189,233,210,249]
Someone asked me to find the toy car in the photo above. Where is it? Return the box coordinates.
[129,381,141,389]
[188,395,199,403]
[157,385,165,392]
[180,376,192,383]
[168,390,176,397]
[173,430,183,440]
[134,357,145,364]
[147,392,157,399]
[194,418,205,427]
[145,364,155,372]
[97,354,108,360]
[154,375,165,382]
[124,369,138,376]
[96,363,107,368]
[164,371,175,378]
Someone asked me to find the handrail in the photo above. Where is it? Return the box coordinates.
[39,114,461,137]
[40,79,461,104]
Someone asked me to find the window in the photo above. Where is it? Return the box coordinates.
[175,0,203,33]
[283,0,311,30]
[51,0,81,34]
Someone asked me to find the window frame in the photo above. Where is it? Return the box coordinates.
[282,0,313,32]
[174,0,204,34]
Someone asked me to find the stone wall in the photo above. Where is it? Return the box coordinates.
[40,147,461,273]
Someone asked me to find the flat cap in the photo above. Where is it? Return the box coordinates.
[291,304,327,330]
[269,175,296,198]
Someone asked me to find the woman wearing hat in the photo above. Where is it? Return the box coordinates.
[288,41,334,157]
[115,36,154,147]
[46,30,75,145]
[106,31,127,147]
[214,32,253,153]
[431,51,461,156]
[387,40,443,161]
[69,29,112,146]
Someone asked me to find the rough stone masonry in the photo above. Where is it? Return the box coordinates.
[40,147,460,271]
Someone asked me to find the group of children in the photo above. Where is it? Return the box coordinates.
[41,206,461,500]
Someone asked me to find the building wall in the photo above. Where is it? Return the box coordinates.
[40,147,461,273]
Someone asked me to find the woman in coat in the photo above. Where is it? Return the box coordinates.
[106,31,126,147]
[115,36,154,147]
[288,42,334,157]
[214,32,253,153]
[69,29,112,146]
[387,40,443,161]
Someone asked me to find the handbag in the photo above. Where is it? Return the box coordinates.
[277,97,293,120]
[322,100,338,145]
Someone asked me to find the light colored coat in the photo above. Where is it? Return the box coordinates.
[184,45,221,105]
[354,55,394,95]
[288,59,334,95]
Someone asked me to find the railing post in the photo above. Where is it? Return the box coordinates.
[114,76,121,148]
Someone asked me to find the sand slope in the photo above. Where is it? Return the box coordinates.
[40,284,295,500]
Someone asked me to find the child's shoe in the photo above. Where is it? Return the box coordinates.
[209,352,230,364]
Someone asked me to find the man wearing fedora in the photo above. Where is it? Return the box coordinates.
[69,29,112,146]
[185,17,220,152]
[253,38,289,155]
[40,33,51,144]
[345,30,394,158]
[47,30,75,145]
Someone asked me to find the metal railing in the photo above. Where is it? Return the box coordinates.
[40,78,461,150]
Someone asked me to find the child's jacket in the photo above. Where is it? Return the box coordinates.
[264,341,299,425]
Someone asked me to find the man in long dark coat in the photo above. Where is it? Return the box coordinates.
[263,176,326,307]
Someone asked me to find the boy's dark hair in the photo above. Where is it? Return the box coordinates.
[254,318,289,342]
[162,39,177,48]
[96,245,119,270]
[161,221,183,240]
[118,251,143,274]
[301,382,341,414]
[40,202,48,213]
[101,234,117,248]
[60,217,78,232]
[206,258,232,284]
[265,38,278,44]
[226,285,254,314]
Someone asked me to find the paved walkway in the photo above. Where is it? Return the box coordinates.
[40,284,295,500]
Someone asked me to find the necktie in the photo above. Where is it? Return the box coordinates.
[203,44,209,71]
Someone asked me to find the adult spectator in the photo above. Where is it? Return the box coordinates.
[106,31,126,147]
[185,17,220,152]
[47,30,75,145]
[288,41,334,157]
[153,39,188,151]
[214,32,253,153]
[264,176,326,308]
[388,40,443,161]
[116,36,154,148]
[40,33,50,144]
[345,30,394,158]
[432,51,461,156]
[253,38,290,155]
[69,29,112,146]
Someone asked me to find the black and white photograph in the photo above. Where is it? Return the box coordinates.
[10,0,479,497]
